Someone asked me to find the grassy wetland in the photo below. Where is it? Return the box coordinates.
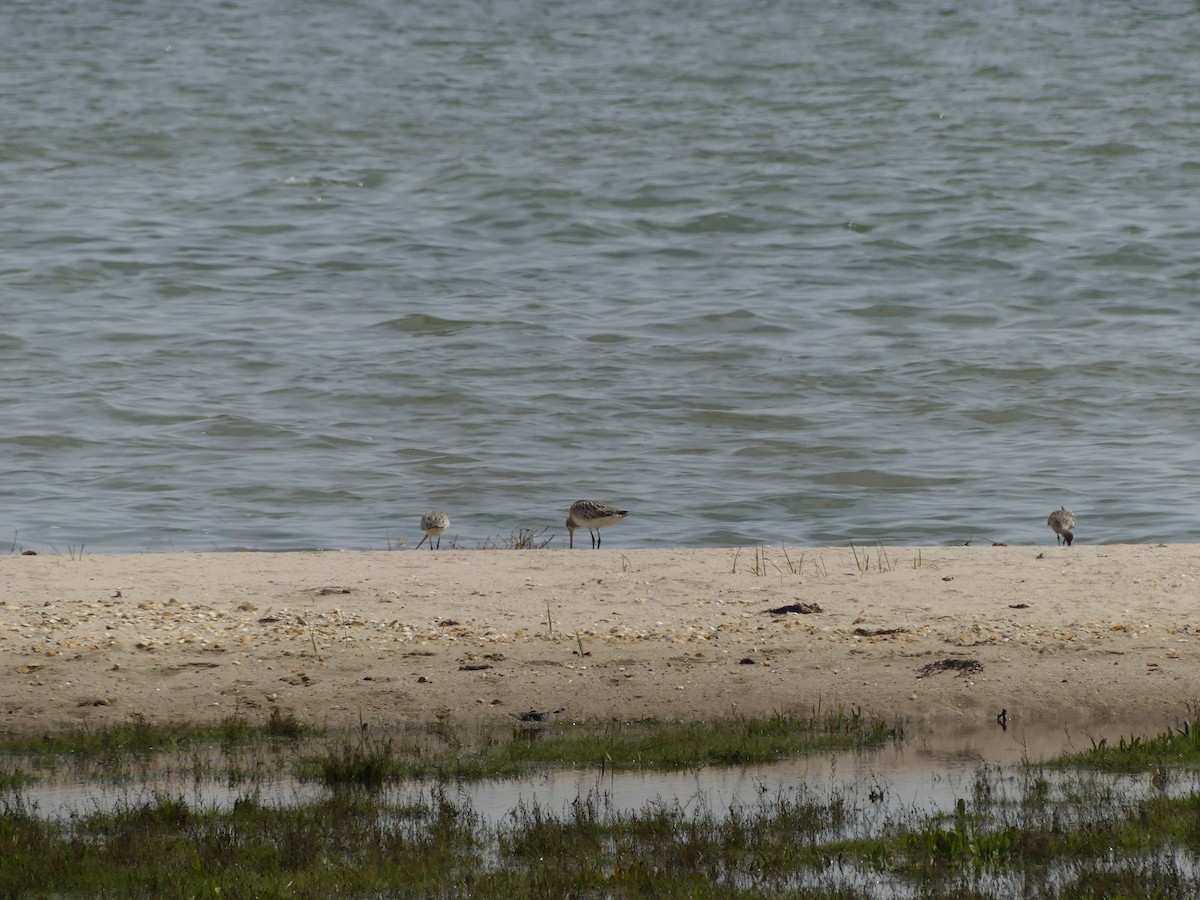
[5,709,1200,897]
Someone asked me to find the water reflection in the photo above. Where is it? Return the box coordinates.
[5,715,1178,827]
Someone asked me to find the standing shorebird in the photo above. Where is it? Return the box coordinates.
[1047,506,1075,546]
[416,510,450,550]
[567,500,628,549]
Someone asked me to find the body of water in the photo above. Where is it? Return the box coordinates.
[4,0,1200,552]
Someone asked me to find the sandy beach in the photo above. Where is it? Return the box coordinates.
[3,543,1199,738]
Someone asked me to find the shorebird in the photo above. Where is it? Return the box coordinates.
[567,500,628,549]
[1047,506,1075,546]
[416,510,450,550]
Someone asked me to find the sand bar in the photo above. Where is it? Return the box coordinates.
[2,544,1198,738]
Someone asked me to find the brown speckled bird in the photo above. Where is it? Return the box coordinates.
[416,510,450,550]
[566,500,628,549]
[1047,506,1075,547]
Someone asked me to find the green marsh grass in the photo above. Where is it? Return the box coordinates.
[0,789,481,899]
[10,714,1200,897]
[0,710,312,787]
[301,707,904,785]
[0,765,27,791]
[0,710,309,760]
[6,774,1200,899]
[1050,714,1200,773]
[831,717,1200,895]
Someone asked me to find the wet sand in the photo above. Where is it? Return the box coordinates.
[3,544,1199,737]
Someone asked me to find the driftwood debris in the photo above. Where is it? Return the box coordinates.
[766,602,823,615]
[917,657,983,679]
[511,707,565,722]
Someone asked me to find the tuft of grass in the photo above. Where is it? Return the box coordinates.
[875,542,894,572]
[476,526,554,550]
[751,545,786,581]
[0,765,29,791]
[312,734,398,789]
[850,541,894,573]
[738,546,827,578]
[264,707,307,740]
[1051,715,1200,772]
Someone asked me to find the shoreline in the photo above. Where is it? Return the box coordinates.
[3,544,1199,738]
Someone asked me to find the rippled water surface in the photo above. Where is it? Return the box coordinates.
[4,0,1200,552]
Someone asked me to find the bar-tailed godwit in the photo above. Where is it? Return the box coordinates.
[416,510,450,550]
[567,500,628,549]
[1047,506,1075,546]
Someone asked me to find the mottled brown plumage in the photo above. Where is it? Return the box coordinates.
[567,500,628,549]
[416,510,450,550]
[1048,506,1075,546]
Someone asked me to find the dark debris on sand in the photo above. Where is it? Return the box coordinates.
[917,658,983,679]
[766,602,823,615]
